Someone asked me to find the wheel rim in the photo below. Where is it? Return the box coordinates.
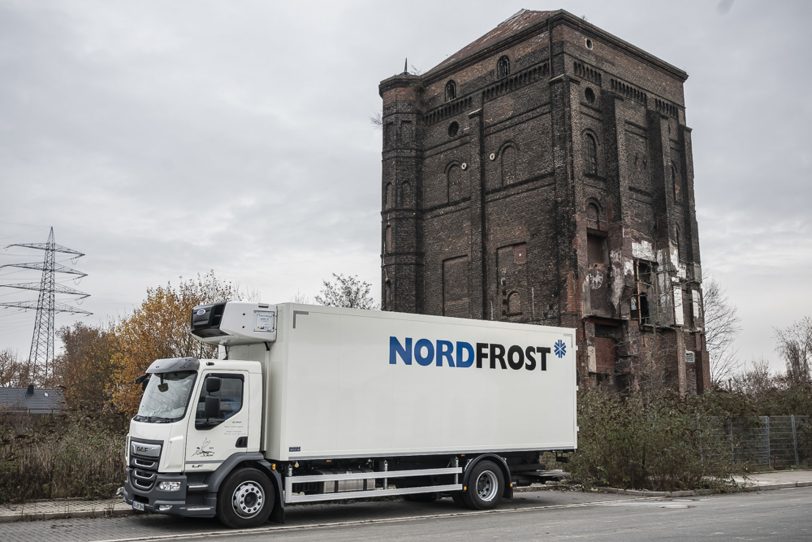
[475,470,499,502]
[232,481,265,518]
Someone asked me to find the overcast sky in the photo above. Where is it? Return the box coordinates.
[1,0,810,375]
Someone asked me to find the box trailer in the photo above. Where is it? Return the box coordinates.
[122,302,577,528]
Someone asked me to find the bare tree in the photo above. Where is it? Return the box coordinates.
[775,316,811,384]
[315,273,376,310]
[702,278,741,384]
[0,349,34,387]
[729,358,774,395]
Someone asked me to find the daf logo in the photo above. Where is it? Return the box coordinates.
[135,445,149,453]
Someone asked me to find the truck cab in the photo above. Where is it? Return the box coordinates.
[123,303,282,526]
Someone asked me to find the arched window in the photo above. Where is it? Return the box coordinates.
[384,225,393,254]
[507,291,522,316]
[384,182,394,209]
[500,144,517,185]
[583,132,598,175]
[445,80,456,102]
[672,164,681,201]
[586,200,602,230]
[497,56,510,79]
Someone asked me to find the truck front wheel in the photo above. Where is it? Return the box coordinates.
[217,467,274,528]
[461,460,504,510]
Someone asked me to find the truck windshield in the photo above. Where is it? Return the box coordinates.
[134,370,197,423]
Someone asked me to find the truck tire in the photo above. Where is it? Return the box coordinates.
[461,460,504,510]
[217,467,274,529]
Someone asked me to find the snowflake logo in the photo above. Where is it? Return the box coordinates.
[553,339,567,359]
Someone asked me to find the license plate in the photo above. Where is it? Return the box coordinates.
[132,501,145,512]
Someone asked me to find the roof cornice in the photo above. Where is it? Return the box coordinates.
[421,10,687,85]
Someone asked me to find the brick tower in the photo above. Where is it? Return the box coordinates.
[379,10,710,394]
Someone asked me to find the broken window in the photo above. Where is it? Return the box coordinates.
[587,234,607,266]
[587,233,610,315]
[632,260,657,326]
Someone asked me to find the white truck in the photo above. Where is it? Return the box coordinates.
[122,302,577,528]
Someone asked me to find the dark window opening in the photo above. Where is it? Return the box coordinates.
[637,261,653,285]
[632,259,657,327]
[638,293,650,325]
[497,56,510,79]
[448,121,459,137]
[587,234,607,266]
[445,80,456,102]
[585,87,596,104]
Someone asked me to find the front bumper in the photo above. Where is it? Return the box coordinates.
[123,468,216,517]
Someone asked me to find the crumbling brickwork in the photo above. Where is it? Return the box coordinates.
[379,9,710,394]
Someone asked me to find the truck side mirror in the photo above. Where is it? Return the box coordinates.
[206,377,221,394]
[205,396,221,419]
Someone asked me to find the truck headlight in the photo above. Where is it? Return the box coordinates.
[158,481,181,492]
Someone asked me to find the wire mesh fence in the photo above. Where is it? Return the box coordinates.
[726,415,811,468]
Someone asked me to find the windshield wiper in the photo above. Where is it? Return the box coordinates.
[135,415,176,423]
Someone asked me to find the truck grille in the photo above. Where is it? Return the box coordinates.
[129,440,162,492]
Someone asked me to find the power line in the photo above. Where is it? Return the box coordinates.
[0,227,91,379]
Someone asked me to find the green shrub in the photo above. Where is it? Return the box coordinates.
[568,389,735,491]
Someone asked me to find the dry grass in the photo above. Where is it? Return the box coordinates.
[0,412,126,503]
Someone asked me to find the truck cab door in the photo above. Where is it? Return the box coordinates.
[185,372,250,471]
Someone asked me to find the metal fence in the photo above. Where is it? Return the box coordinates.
[727,416,811,468]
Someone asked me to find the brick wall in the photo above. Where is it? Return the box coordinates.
[379,10,710,394]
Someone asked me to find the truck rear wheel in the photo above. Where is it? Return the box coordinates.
[217,467,274,529]
[461,460,504,510]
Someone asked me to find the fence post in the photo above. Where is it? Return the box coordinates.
[791,415,799,466]
[764,416,771,467]
[728,419,735,459]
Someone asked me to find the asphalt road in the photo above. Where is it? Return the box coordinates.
[2,487,810,541]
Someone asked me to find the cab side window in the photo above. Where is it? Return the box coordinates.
[195,374,244,429]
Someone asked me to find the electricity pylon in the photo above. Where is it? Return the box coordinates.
[0,227,91,379]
